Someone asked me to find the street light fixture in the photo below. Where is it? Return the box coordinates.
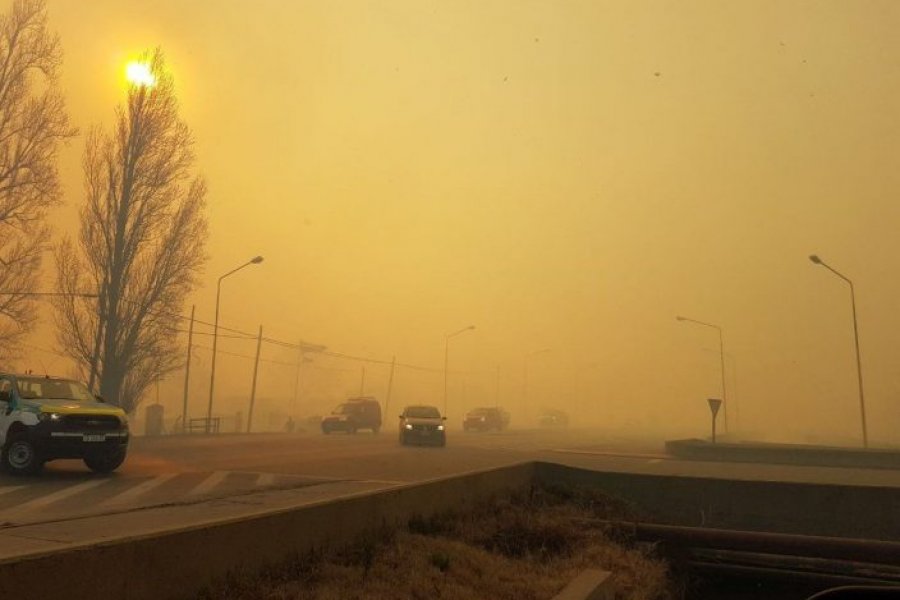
[676,315,729,433]
[205,256,264,433]
[809,254,868,448]
[443,325,475,416]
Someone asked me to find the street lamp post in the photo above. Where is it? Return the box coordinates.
[809,254,868,448]
[205,256,264,433]
[443,325,475,416]
[676,316,729,433]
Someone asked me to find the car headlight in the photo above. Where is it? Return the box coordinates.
[38,412,61,422]
[404,423,413,430]
[437,425,444,431]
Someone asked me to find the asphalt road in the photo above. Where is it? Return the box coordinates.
[2,427,899,528]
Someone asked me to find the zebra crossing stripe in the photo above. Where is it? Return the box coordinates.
[2,479,110,518]
[187,471,230,496]
[256,473,276,487]
[98,473,180,507]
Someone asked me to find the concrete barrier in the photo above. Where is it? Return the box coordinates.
[536,462,900,540]
[3,460,900,599]
[0,462,536,600]
[666,438,900,470]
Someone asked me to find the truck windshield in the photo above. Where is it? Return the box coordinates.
[16,378,94,402]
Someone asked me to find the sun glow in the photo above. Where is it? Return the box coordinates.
[125,61,155,87]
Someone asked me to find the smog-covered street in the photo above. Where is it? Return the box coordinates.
[3,428,900,531]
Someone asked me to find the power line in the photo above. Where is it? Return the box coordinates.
[31,292,449,377]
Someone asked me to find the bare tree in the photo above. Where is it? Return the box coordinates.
[0,0,74,362]
[54,49,207,412]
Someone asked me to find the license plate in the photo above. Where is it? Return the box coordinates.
[83,434,106,442]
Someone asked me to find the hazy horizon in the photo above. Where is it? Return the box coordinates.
[12,0,899,444]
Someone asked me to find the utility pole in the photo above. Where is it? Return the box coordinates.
[495,365,500,408]
[292,340,304,410]
[359,365,366,396]
[384,356,396,418]
[247,325,263,433]
[181,305,195,432]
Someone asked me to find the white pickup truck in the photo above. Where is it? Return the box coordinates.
[0,373,129,475]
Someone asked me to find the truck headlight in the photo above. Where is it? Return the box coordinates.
[437,425,445,431]
[404,423,413,430]
[38,412,61,422]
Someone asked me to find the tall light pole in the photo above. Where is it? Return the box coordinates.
[443,325,475,416]
[205,256,264,433]
[809,254,868,448]
[677,315,728,433]
[523,348,550,419]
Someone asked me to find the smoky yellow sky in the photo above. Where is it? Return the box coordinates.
[29,0,900,441]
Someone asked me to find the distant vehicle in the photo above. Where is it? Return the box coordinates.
[539,409,569,429]
[0,374,129,475]
[398,405,446,447]
[321,397,382,434]
[463,407,510,432]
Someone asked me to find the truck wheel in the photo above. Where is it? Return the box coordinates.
[3,433,43,476]
[84,448,127,474]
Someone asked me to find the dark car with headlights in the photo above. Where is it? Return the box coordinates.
[399,405,446,446]
[463,407,510,432]
[321,396,382,434]
[0,374,129,475]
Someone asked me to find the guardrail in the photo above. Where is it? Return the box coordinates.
[187,416,220,434]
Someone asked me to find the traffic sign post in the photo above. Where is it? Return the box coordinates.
[707,398,722,444]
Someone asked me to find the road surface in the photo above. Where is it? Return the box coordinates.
[1,427,898,528]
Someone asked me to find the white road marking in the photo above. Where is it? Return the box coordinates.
[99,473,180,507]
[2,479,110,517]
[256,473,276,487]
[187,471,230,496]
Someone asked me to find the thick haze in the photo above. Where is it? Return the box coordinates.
[22,0,900,442]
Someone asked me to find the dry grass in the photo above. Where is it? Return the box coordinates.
[201,485,675,600]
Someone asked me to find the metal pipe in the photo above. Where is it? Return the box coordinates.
[609,521,900,565]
